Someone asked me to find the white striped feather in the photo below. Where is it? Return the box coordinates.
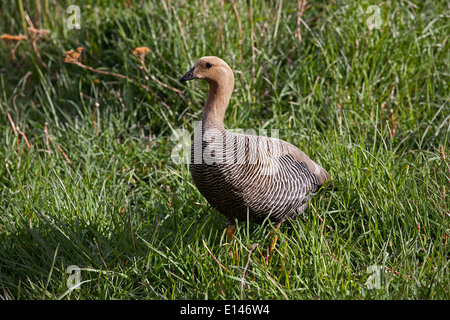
[190,123,319,225]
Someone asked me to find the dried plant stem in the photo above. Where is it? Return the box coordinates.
[24,10,49,67]
[203,239,230,273]
[44,122,74,169]
[231,0,243,62]
[150,74,182,95]
[6,107,29,153]
[44,122,52,156]
[6,112,20,152]
[71,61,147,90]
[295,0,307,42]
[249,0,256,93]
[265,272,289,300]
[273,0,283,41]
[441,144,450,175]
[29,33,46,67]
[240,243,258,299]
[137,59,183,96]
[440,144,449,214]
[310,202,333,231]
[18,130,31,149]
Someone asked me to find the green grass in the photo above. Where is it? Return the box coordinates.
[0,0,449,300]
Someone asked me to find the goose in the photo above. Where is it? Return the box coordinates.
[180,56,331,243]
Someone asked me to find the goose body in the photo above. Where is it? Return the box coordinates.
[180,56,330,231]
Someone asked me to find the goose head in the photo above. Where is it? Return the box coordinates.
[180,56,235,124]
[180,56,234,87]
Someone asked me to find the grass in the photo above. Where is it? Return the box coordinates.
[0,0,449,300]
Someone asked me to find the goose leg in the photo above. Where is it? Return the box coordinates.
[227,225,236,242]
[227,224,238,259]
[270,233,278,252]
[269,223,281,252]
[263,224,280,264]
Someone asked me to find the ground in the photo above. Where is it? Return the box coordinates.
[0,0,449,299]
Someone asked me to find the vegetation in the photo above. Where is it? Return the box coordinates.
[0,0,449,299]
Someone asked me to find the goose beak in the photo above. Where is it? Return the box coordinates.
[180,67,197,82]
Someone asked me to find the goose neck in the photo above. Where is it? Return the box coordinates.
[201,80,233,127]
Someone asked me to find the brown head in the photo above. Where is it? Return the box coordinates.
[180,56,234,88]
[180,56,235,124]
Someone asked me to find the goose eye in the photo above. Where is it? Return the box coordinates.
[205,62,213,68]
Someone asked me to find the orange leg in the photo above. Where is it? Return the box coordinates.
[264,226,280,264]
[227,225,236,242]
[270,233,278,252]
[227,225,239,260]
[268,223,281,253]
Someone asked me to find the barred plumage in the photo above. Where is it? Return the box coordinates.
[180,56,330,234]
